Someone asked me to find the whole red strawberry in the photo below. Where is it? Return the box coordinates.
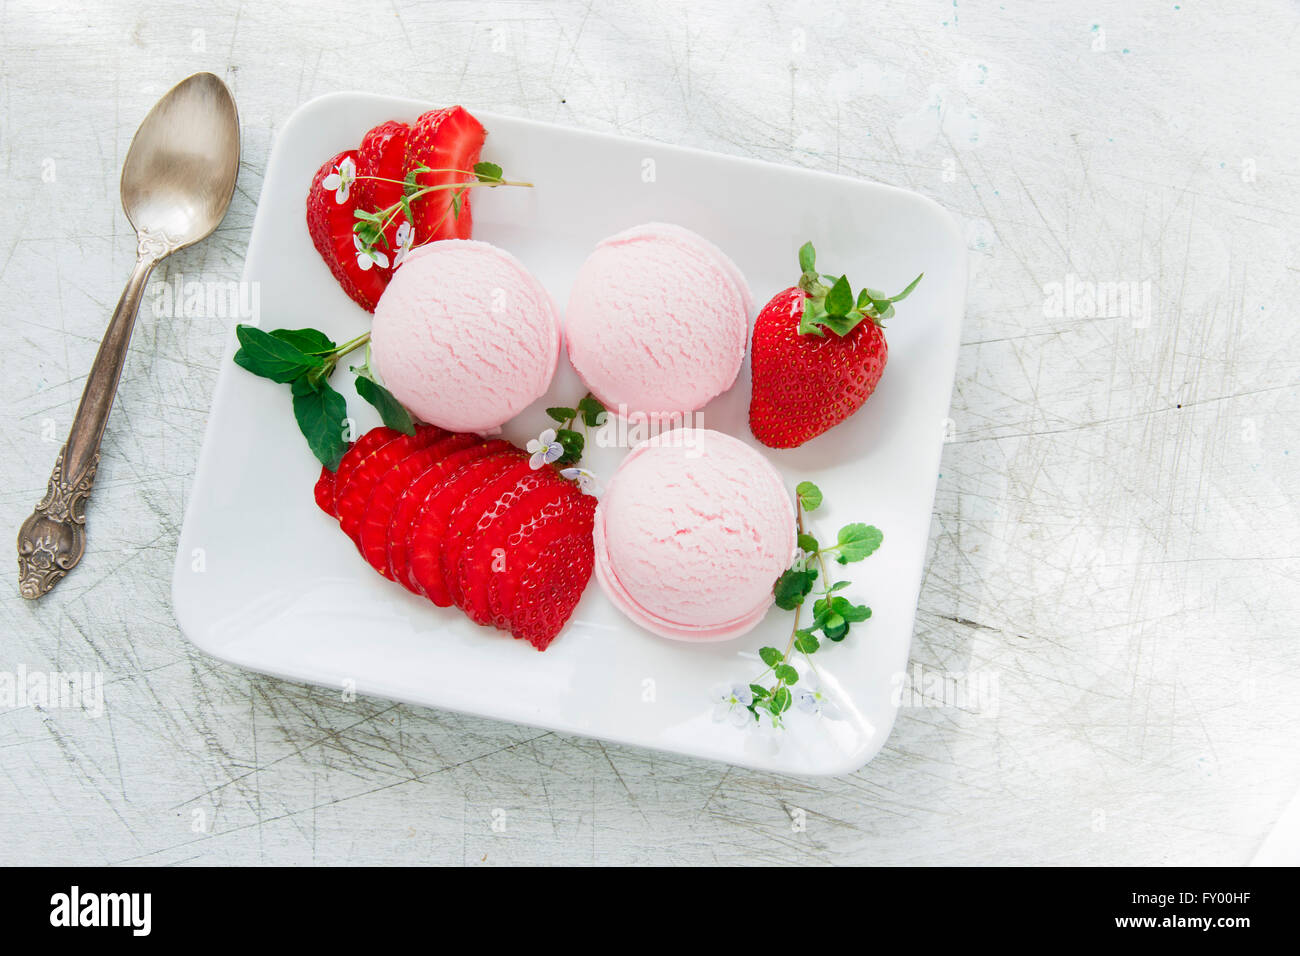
[749,243,921,448]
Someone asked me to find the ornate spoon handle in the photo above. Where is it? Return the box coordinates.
[17,248,158,599]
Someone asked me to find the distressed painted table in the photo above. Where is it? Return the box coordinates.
[1,0,1296,865]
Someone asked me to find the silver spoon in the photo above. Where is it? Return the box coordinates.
[17,72,240,599]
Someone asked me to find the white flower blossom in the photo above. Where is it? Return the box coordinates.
[354,233,389,272]
[559,467,601,495]
[526,428,563,469]
[322,156,356,204]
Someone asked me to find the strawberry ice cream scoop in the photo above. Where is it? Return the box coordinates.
[594,428,796,642]
[564,223,752,422]
[371,240,560,434]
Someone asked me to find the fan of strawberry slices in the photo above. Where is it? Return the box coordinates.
[314,423,596,651]
[306,106,499,312]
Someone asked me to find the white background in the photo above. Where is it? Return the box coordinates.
[1,0,1296,864]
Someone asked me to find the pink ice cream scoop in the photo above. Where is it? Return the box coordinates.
[564,223,752,422]
[371,240,561,434]
[594,428,796,642]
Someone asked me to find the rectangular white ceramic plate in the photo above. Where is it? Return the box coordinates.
[173,92,966,776]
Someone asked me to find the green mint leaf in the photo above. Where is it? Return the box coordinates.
[555,428,584,465]
[577,395,607,428]
[474,161,504,183]
[797,532,820,554]
[836,523,884,563]
[773,567,816,610]
[824,618,849,641]
[355,375,415,436]
[759,646,784,669]
[797,241,816,274]
[794,629,820,654]
[269,328,336,355]
[291,376,349,470]
[546,406,577,423]
[749,684,771,700]
[831,595,872,622]
[811,597,830,627]
[889,272,924,303]
[796,480,823,512]
[234,325,322,383]
[824,275,853,317]
[772,686,792,713]
[774,663,799,684]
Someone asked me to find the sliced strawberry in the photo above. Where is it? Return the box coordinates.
[404,106,485,245]
[510,522,596,651]
[442,462,561,620]
[475,481,574,627]
[357,433,479,580]
[354,121,411,261]
[314,460,344,517]
[495,491,594,628]
[408,450,523,606]
[388,441,510,593]
[306,150,391,312]
[335,424,447,544]
[331,427,400,516]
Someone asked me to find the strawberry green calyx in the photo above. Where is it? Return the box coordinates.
[794,241,924,338]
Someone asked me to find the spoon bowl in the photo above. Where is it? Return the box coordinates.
[123,72,240,251]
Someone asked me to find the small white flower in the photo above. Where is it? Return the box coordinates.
[393,220,414,268]
[322,156,356,204]
[559,467,601,495]
[795,673,842,720]
[711,683,754,727]
[354,233,389,272]
[526,428,563,469]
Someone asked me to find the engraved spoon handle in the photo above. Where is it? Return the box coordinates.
[17,249,158,599]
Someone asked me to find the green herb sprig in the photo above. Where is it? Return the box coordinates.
[745,480,883,728]
[353,161,531,258]
[233,326,413,470]
[543,394,607,466]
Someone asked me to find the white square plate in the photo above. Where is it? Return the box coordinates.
[173,92,965,776]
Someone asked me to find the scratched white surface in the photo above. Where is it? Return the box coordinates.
[1,0,1297,865]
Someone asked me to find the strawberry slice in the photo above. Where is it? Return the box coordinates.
[404,107,485,245]
[357,433,479,580]
[408,450,523,606]
[510,523,596,651]
[475,481,573,627]
[335,424,447,544]
[328,427,399,517]
[354,121,411,262]
[494,492,595,634]
[306,150,392,312]
[442,461,559,619]
[314,459,344,517]
[388,441,509,593]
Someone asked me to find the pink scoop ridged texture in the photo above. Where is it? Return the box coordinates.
[594,428,796,642]
[564,223,752,422]
[371,240,561,434]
